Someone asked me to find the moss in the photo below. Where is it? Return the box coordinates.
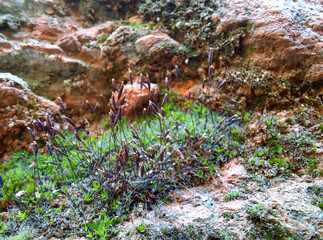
[247,204,300,240]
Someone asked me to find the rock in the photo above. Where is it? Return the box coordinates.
[0,73,59,161]
[128,15,143,24]
[76,21,116,43]
[135,32,181,55]
[0,19,117,116]
[236,82,251,96]
[0,46,92,97]
[211,13,220,23]
[305,64,323,83]
[115,167,322,240]
[0,85,25,107]
[0,38,18,53]
[56,35,82,54]
[56,21,116,50]
[46,8,55,15]
[221,159,248,185]
[35,237,47,240]
[113,82,160,117]
[20,43,64,55]
[15,190,27,198]
[30,16,65,42]
[107,25,147,45]
[214,0,322,83]
[0,73,29,89]
[0,14,21,31]
[0,3,185,116]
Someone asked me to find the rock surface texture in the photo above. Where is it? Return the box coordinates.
[115,160,323,240]
[0,73,58,161]
[0,0,322,239]
[112,82,160,117]
[215,0,322,83]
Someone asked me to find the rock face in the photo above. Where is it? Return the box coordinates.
[0,1,183,115]
[0,0,184,159]
[0,0,321,159]
[135,32,181,55]
[140,0,322,84]
[214,0,322,83]
[56,21,116,54]
[0,73,59,161]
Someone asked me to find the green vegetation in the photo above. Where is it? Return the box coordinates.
[307,185,323,210]
[136,224,146,233]
[246,112,320,176]
[0,56,321,238]
[247,204,301,240]
[1,88,321,238]
[225,190,240,201]
[0,88,243,238]
[99,34,107,43]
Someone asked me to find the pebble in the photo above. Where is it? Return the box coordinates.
[201,196,208,201]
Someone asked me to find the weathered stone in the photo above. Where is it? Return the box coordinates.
[20,43,64,55]
[221,159,248,186]
[305,64,323,83]
[0,14,21,31]
[0,38,18,54]
[135,32,181,55]
[57,21,116,47]
[211,13,220,23]
[30,16,65,42]
[56,35,82,54]
[214,0,322,83]
[0,73,58,161]
[113,82,160,117]
[128,15,143,24]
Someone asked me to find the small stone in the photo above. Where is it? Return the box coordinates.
[112,82,159,118]
[15,190,27,198]
[201,196,208,201]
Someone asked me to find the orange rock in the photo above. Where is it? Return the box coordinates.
[135,32,181,55]
[221,159,247,186]
[211,13,220,23]
[128,15,144,24]
[72,21,116,44]
[113,82,160,117]
[20,43,64,55]
[0,73,59,161]
[305,64,323,83]
[56,35,82,54]
[31,16,64,42]
[0,86,24,107]
[0,38,17,53]
[215,0,322,83]
[56,21,116,52]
